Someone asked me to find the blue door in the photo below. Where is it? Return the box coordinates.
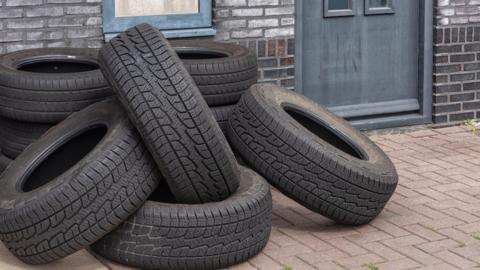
[295,0,433,129]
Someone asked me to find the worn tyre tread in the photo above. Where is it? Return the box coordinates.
[0,100,160,264]
[0,48,112,123]
[172,40,257,106]
[0,117,52,158]
[211,105,235,134]
[99,23,240,203]
[227,84,398,225]
[92,167,272,270]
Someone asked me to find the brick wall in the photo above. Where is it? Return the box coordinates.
[0,0,103,53]
[433,0,480,124]
[0,0,477,125]
[0,0,296,90]
[213,0,295,89]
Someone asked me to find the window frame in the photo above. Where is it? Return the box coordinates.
[364,0,395,15]
[102,0,215,39]
[323,0,355,18]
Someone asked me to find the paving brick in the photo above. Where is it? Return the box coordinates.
[450,242,480,261]
[404,224,446,241]
[263,244,313,259]
[297,248,349,265]
[248,253,283,269]
[375,258,421,270]
[370,220,411,237]
[312,227,361,240]
[336,253,385,269]
[311,261,346,270]
[275,256,317,270]
[435,250,477,268]
[409,205,450,220]
[268,229,299,247]
[346,230,393,244]
[362,242,406,261]
[398,246,442,266]
[415,263,458,270]
[324,238,368,256]
[437,227,480,245]
[278,228,332,250]
[383,235,428,248]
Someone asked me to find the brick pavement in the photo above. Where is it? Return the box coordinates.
[1,126,479,270]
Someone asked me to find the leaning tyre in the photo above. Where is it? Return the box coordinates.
[210,105,235,134]
[0,48,112,123]
[0,99,160,264]
[172,40,257,106]
[0,117,52,158]
[99,23,240,204]
[227,84,398,225]
[91,166,272,270]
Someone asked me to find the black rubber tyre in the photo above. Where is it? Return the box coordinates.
[210,105,235,134]
[227,84,398,225]
[91,166,272,270]
[0,99,160,264]
[0,152,12,173]
[171,40,257,106]
[0,117,52,159]
[0,48,112,123]
[99,23,240,204]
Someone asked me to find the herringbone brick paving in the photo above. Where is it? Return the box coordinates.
[1,126,479,270]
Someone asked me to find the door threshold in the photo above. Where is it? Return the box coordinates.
[349,114,431,130]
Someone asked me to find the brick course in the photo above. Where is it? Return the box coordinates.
[0,0,103,53]
[434,0,480,124]
[213,0,295,88]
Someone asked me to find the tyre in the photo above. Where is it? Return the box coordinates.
[0,48,112,123]
[99,23,240,204]
[0,99,160,264]
[210,105,235,134]
[0,117,52,158]
[0,152,12,173]
[172,40,257,106]
[91,166,272,270]
[227,84,398,225]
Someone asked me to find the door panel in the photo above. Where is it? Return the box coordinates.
[296,0,431,128]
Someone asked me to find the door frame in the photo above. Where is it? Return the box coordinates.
[295,0,433,130]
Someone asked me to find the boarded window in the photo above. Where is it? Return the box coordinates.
[115,0,199,17]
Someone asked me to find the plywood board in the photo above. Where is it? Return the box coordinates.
[115,0,199,17]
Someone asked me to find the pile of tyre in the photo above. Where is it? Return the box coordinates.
[0,23,398,270]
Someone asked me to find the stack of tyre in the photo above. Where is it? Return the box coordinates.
[0,23,398,270]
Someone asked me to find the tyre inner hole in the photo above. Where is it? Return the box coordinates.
[18,60,99,73]
[284,107,366,160]
[22,126,107,192]
[176,49,228,60]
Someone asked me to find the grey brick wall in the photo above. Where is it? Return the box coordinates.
[433,0,480,124]
[0,0,103,53]
[0,0,476,125]
[213,0,295,89]
[0,0,296,89]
